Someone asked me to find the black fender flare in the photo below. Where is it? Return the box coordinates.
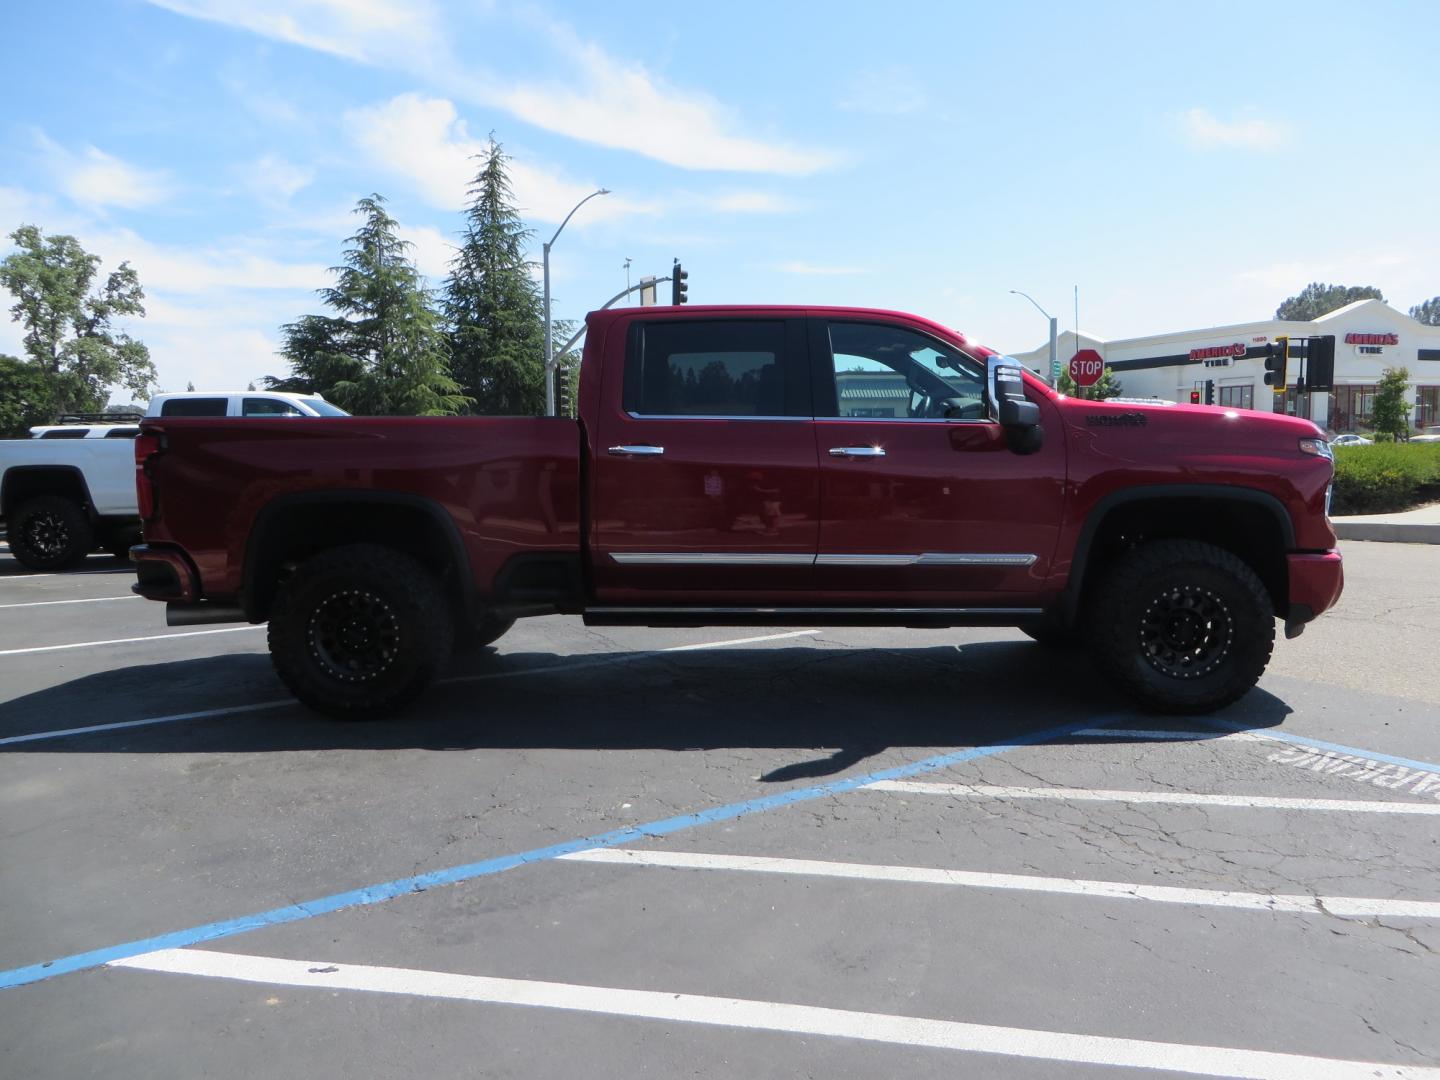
[1060,484,1295,626]
[241,490,476,624]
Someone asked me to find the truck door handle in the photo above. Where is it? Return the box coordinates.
[828,446,886,458]
[608,444,665,456]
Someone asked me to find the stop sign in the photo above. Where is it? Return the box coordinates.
[1069,349,1104,388]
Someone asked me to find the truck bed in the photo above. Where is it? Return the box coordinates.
[140,416,582,604]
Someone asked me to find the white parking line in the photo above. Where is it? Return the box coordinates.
[0,630,822,744]
[865,781,1440,814]
[0,568,134,582]
[109,949,1440,1080]
[0,701,295,747]
[560,848,1440,919]
[0,626,263,657]
[0,595,142,610]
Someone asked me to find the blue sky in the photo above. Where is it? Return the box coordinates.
[3,0,1438,398]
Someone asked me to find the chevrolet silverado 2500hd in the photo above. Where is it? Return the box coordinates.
[131,305,1343,717]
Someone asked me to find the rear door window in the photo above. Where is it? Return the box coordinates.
[622,320,808,418]
[160,398,228,417]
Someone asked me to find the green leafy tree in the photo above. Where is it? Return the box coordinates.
[1275,283,1384,321]
[1057,366,1123,400]
[444,139,547,415]
[0,225,155,415]
[269,196,466,416]
[0,354,53,437]
[1409,297,1440,326]
[1371,367,1411,441]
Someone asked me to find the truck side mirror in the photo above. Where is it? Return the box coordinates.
[986,355,1044,454]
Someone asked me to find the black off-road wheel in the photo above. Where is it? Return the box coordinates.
[9,495,95,571]
[267,544,455,720]
[1086,539,1274,714]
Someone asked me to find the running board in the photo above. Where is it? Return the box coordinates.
[582,607,1045,629]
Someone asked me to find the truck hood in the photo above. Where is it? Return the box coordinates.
[1052,395,1325,454]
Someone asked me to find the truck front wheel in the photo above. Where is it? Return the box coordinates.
[268,543,455,720]
[1086,539,1274,714]
[9,495,95,571]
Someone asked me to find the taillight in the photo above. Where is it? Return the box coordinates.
[135,431,162,519]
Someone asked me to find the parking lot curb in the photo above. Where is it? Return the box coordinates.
[1333,521,1440,544]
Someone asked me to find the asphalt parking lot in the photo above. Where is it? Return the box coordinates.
[2,541,1438,1079]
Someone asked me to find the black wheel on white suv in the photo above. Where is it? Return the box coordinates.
[267,543,455,720]
[9,495,94,571]
[1086,539,1274,714]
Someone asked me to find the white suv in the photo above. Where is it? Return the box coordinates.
[146,390,349,418]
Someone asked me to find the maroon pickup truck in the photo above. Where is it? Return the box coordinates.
[132,305,1343,718]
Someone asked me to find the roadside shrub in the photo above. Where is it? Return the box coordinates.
[1330,442,1440,515]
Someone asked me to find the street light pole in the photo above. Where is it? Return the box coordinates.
[543,188,610,416]
[1010,289,1058,386]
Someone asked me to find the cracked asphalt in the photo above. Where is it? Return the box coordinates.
[1,540,1438,1078]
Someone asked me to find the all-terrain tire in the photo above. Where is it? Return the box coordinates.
[267,543,454,720]
[1086,539,1274,714]
[9,495,95,571]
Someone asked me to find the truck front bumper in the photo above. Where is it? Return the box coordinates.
[1284,549,1344,639]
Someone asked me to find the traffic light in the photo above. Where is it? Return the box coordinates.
[554,365,573,417]
[1264,335,1289,392]
[671,259,689,305]
[1307,335,1335,393]
[1190,389,1201,404]
[1204,380,1215,406]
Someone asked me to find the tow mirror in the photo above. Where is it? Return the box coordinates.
[986,355,1044,454]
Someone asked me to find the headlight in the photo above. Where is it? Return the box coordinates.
[1299,437,1333,460]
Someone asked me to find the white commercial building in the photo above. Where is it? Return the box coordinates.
[1011,299,1440,435]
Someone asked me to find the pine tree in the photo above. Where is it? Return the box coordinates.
[270,196,466,416]
[444,140,547,415]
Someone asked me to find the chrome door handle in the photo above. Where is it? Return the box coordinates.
[828,446,886,458]
[608,444,665,456]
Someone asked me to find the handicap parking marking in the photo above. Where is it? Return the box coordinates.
[561,848,1440,919]
[0,700,1113,990]
[1076,726,1440,802]
[108,948,1440,1080]
[863,780,1440,814]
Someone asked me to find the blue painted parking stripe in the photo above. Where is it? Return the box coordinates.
[0,716,1101,992]
[1196,717,1440,775]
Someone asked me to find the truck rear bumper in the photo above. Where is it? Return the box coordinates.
[1284,549,1344,638]
[130,542,199,602]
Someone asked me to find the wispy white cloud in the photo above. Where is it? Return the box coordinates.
[146,1,836,175]
[1177,107,1290,151]
[147,0,444,63]
[776,261,867,276]
[487,22,836,175]
[396,223,457,283]
[36,132,175,210]
[89,228,329,294]
[245,154,315,203]
[837,69,928,116]
[343,93,649,223]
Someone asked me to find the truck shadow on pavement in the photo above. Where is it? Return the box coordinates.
[0,642,1294,778]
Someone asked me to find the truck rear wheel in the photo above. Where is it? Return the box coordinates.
[9,495,94,571]
[1086,539,1274,714]
[267,543,454,720]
